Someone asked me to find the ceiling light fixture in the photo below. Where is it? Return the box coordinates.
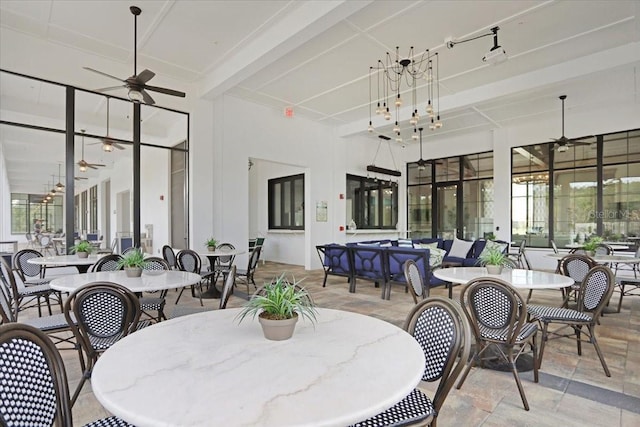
[368,47,442,137]
[446,26,508,65]
[128,88,144,103]
[55,163,64,191]
[366,135,402,177]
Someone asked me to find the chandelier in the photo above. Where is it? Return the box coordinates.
[512,173,549,185]
[368,47,442,141]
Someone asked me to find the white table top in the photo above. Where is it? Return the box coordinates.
[92,308,425,427]
[196,248,246,257]
[27,254,103,266]
[546,253,640,264]
[564,243,629,251]
[49,270,202,293]
[434,267,574,289]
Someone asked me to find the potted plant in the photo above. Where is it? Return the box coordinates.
[116,249,147,277]
[205,237,218,252]
[477,247,511,274]
[70,240,93,258]
[582,236,603,256]
[236,274,318,341]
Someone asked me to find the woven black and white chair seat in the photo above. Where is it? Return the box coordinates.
[478,322,537,342]
[83,416,134,427]
[140,297,164,311]
[350,388,434,427]
[23,277,51,286]
[527,305,592,322]
[17,283,52,295]
[89,334,125,351]
[24,313,69,330]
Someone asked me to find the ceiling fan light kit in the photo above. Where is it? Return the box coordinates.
[551,95,592,152]
[83,5,186,105]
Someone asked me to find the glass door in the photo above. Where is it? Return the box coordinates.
[436,184,458,239]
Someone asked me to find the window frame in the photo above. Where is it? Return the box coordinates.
[347,174,398,230]
[268,173,305,230]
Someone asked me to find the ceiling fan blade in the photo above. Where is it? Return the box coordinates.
[95,85,124,92]
[83,67,125,83]
[89,163,106,168]
[140,89,156,105]
[75,177,88,180]
[136,69,156,84]
[571,140,592,146]
[113,143,126,150]
[87,164,99,170]
[144,84,186,98]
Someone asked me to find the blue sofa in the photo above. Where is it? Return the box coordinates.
[316,238,509,300]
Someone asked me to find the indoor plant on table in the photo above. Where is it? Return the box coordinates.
[236,274,318,341]
[582,236,603,257]
[205,237,218,252]
[116,248,147,277]
[477,247,512,274]
[70,240,93,258]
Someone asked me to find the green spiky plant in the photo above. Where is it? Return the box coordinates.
[236,274,317,323]
[582,236,603,252]
[477,247,511,267]
[116,249,147,269]
[70,240,93,255]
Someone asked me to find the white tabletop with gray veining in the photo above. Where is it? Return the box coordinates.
[49,270,202,293]
[434,267,574,289]
[91,308,425,427]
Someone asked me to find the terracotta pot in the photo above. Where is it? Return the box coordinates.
[485,265,503,275]
[125,267,143,278]
[77,251,89,259]
[258,313,298,341]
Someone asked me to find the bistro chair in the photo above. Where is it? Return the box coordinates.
[139,257,170,322]
[559,254,597,307]
[162,244,177,269]
[175,249,208,306]
[350,297,471,427]
[170,266,237,319]
[404,259,428,304]
[0,323,133,427]
[63,281,146,406]
[527,265,615,376]
[456,277,538,411]
[614,276,640,313]
[90,254,123,272]
[212,242,236,284]
[9,249,61,316]
[235,245,262,296]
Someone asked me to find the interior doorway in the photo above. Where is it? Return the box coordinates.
[116,190,131,236]
[101,180,111,250]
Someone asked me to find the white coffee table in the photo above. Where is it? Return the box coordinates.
[433,267,573,290]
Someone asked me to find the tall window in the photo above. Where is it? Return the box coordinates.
[89,185,98,232]
[407,151,493,239]
[347,174,398,229]
[80,190,88,233]
[268,174,304,230]
[11,193,63,234]
[511,129,639,247]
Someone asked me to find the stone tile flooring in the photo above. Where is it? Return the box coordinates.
[23,261,640,426]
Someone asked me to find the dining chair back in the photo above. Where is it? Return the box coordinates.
[143,257,170,271]
[456,277,538,410]
[213,242,236,282]
[235,245,262,295]
[63,281,142,406]
[175,249,204,306]
[527,265,615,377]
[560,254,598,306]
[162,245,177,269]
[219,265,237,310]
[0,323,133,427]
[139,257,169,322]
[351,297,471,427]
[595,243,614,256]
[404,259,428,303]
[10,249,60,316]
[91,254,123,272]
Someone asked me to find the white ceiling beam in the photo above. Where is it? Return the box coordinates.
[338,41,640,137]
[197,0,372,100]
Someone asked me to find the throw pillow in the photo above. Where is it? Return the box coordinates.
[380,242,392,247]
[398,238,413,248]
[356,242,380,247]
[448,238,474,258]
[429,247,446,268]
[478,240,508,258]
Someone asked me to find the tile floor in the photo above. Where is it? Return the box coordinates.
[18,261,640,426]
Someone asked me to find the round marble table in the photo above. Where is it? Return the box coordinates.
[91,308,425,427]
[546,253,640,265]
[433,267,573,290]
[27,254,106,273]
[49,270,202,293]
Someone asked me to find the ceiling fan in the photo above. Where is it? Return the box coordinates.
[78,130,105,172]
[551,95,592,152]
[416,128,442,170]
[83,6,186,105]
[91,98,125,152]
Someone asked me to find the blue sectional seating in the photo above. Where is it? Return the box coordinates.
[316,238,509,300]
